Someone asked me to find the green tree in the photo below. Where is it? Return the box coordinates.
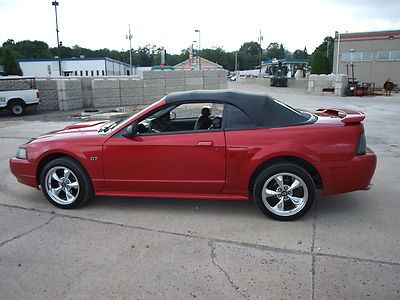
[293,47,309,59]
[198,48,234,70]
[315,37,334,72]
[0,45,22,75]
[13,40,52,58]
[310,50,329,74]
[237,41,262,70]
[265,42,286,60]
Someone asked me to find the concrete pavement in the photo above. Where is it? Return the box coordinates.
[0,83,399,299]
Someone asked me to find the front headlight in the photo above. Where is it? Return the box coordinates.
[16,147,28,159]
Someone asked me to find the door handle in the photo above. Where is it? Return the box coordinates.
[196,141,214,147]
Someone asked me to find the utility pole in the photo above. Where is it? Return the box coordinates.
[195,29,201,69]
[335,31,341,74]
[235,51,238,82]
[258,29,263,76]
[52,1,62,76]
[126,24,133,75]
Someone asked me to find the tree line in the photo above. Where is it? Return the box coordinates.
[0,37,334,76]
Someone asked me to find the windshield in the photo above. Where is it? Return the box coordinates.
[99,98,164,133]
[99,98,165,134]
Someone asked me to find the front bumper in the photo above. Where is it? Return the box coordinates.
[315,148,377,195]
[9,157,38,189]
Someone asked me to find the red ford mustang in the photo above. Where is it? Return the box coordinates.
[9,90,376,220]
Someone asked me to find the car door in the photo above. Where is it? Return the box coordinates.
[102,129,226,195]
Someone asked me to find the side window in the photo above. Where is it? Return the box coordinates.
[171,103,224,132]
[224,104,255,129]
[136,102,224,135]
[171,103,223,119]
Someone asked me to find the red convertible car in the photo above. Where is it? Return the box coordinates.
[9,90,376,220]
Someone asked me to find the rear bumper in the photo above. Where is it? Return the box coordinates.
[9,157,38,189]
[315,148,377,195]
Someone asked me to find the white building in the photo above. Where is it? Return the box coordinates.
[17,57,133,77]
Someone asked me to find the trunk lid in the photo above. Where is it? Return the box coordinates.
[315,108,365,124]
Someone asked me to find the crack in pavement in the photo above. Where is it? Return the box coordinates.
[0,136,33,140]
[1,202,400,268]
[209,241,248,299]
[311,199,318,300]
[0,213,57,248]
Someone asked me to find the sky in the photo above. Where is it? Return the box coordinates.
[0,0,399,54]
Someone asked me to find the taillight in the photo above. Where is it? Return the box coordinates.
[36,92,40,98]
[355,132,366,155]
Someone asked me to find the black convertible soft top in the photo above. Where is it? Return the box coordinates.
[165,90,309,127]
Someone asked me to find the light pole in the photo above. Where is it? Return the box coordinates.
[195,29,201,69]
[192,40,198,68]
[335,31,341,74]
[258,29,263,76]
[126,24,133,75]
[52,1,62,76]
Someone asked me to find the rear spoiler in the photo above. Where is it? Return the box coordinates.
[316,108,365,124]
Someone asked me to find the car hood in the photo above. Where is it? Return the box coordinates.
[27,120,110,143]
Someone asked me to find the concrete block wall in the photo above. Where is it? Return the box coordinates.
[143,71,166,103]
[0,70,228,110]
[287,78,308,89]
[165,71,185,94]
[57,79,83,111]
[92,78,121,108]
[35,78,59,110]
[119,78,144,106]
[0,79,31,91]
[334,74,349,96]
[308,74,348,96]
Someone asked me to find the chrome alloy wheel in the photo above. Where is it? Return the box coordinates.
[45,166,80,205]
[261,172,308,217]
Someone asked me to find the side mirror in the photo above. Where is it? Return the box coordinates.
[123,124,137,138]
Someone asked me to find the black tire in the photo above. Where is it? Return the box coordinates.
[8,99,26,116]
[40,157,94,209]
[253,163,315,221]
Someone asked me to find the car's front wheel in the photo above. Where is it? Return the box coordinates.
[40,157,93,209]
[253,163,315,221]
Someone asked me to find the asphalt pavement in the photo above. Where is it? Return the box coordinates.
[0,81,399,299]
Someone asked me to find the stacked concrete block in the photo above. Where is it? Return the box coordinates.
[57,79,83,111]
[119,78,144,105]
[92,78,121,108]
[35,78,59,111]
[218,69,228,89]
[307,79,315,93]
[0,79,33,91]
[0,70,230,111]
[184,70,203,91]
[165,71,185,94]
[288,78,308,89]
[80,77,94,108]
[334,74,349,96]
[308,74,335,93]
[203,70,219,90]
[143,71,166,103]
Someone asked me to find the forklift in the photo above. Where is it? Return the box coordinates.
[269,61,288,87]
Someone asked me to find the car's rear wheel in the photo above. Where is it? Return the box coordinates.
[253,163,315,221]
[8,99,26,116]
[40,157,93,209]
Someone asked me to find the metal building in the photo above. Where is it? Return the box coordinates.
[333,30,400,88]
[17,57,132,77]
